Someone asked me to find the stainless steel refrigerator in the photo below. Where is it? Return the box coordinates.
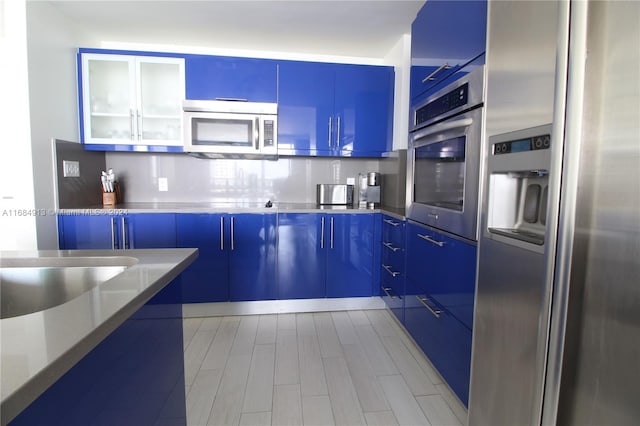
[469,1,640,425]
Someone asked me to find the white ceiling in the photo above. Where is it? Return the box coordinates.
[48,0,424,59]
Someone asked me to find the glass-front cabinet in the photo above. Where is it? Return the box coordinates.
[80,53,185,149]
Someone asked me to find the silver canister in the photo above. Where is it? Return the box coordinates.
[366,172,381,208]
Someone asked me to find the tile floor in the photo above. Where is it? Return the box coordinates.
[183,310,467,426]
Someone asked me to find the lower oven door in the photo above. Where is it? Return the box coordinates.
[407,106,483,241]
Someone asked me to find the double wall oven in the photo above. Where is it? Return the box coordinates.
[407,66,485,242]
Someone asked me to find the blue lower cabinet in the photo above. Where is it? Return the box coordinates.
[176,213,229,303]
[404,279,472,406]
[9,304,186,426]
[277,213,326,299]
[228,214,277,301]
[380,272,404,323]
[326,214,374,298]
[123,213,176,248]
[58,214,115,249]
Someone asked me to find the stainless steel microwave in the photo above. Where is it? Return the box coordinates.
[183,100,278,158]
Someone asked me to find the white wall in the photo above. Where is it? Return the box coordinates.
[383,34,412,150]
[26,1,87,249]
[0,0,38,250]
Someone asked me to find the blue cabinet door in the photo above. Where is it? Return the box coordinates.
[326,214,374,297]
[277,60,335,156]
[228,214,277,301]
[176,214,229,303]
[277,213,326,299]
[334,64,393,155]
[58,215,114,249]
[185,55,277,102]
[124,214,176,248]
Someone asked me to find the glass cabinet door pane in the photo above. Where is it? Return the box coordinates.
[87,59,131,115]
[139,61,182,141]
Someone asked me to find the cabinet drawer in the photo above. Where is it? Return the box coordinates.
[381,247,404,273]
[382,216,405,245]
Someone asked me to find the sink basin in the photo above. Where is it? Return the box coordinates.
[0,256,138,319]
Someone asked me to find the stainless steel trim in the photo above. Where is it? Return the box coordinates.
[136,110,142,140]
[422,63,451,83]
[383,219,400,227]
[381,286,398,299]
[121,217,127,249]
[416,296,441,318]
[220,216,224,251]
[214,97,248,102]
[541,1,582,424]
[382,264,400,277]
[129,109,135,140]
[230,216,235,251]
[330,217,334,249]
[328,116,333,148]
[320,217,325,249]
[417,233,445,247]
[110,217,116,250]
[183,99,277,114]
[411,118,474,144]
[336,115,341,148]
[254,117,259,150]
[382,242,401,252]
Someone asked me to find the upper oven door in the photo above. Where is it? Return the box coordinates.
[184,112,263,154]
[407,106,483,241]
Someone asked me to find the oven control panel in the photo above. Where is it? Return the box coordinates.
[493,133,550,155]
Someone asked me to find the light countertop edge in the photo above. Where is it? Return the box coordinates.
[0,248,197,426]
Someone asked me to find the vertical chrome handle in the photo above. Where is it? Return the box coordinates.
[230,216,235,251]
[110,217,116,250]
[330,217,334,249]
[320,217,325,249]
[129,109,135,140]
[328,116,333,148]
[336,115,341,148]
[220,216,224,251]
[121,217,127,249]
[136,110,142,140]
[254,118,260,150]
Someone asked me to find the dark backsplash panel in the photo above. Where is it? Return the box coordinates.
[54,140,105,208]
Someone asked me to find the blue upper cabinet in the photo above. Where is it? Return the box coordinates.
[78,49,185,152]
[278,60,394,157]
[410,0,487,100]
[185,55,277,103]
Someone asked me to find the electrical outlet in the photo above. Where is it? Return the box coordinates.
[63,160,80,177]
[158,177,168,192]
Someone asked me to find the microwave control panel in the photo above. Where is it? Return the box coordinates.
[415,83,469,126]
[264,120,275,147]
[493,133,550,155]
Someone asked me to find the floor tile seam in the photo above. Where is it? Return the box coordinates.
[240,342,277,414]
[228,317,260,357]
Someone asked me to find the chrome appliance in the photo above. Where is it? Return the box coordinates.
[407,66,484,241]
[316,184,354,206]
[357,172,382,208]
[183,100,277,158]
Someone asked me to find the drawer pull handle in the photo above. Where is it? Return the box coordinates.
[383,264,400,277]
[422,63,451,83]
[383,219,400,227]
[381,286,399,300]
[383,242,401,252]
[417,233,445,247]
[416,296,441,318]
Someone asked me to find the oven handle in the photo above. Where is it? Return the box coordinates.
[254,118,260,150]
[411,117,473,142]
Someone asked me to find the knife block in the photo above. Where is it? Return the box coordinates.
[102,182,121,206]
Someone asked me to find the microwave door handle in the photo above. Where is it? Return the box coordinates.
[411,118,474,142]
[254,118,260,150]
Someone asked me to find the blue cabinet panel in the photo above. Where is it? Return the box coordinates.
[124,213,176,248]
[185,55,277,102]
[10,304,186,426]
[58,215,114,249]
[228,214,277,301]
[277,213,326,299]
[277,60,393,157]
[334,65,393,155]
[326,214,374,297]
[380,214,406,323]
[277,61,335,155]
[176,213,229,303]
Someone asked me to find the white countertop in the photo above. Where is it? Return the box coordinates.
[0,248,197,425]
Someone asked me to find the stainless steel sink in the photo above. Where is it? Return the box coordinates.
[0,256,138,319]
